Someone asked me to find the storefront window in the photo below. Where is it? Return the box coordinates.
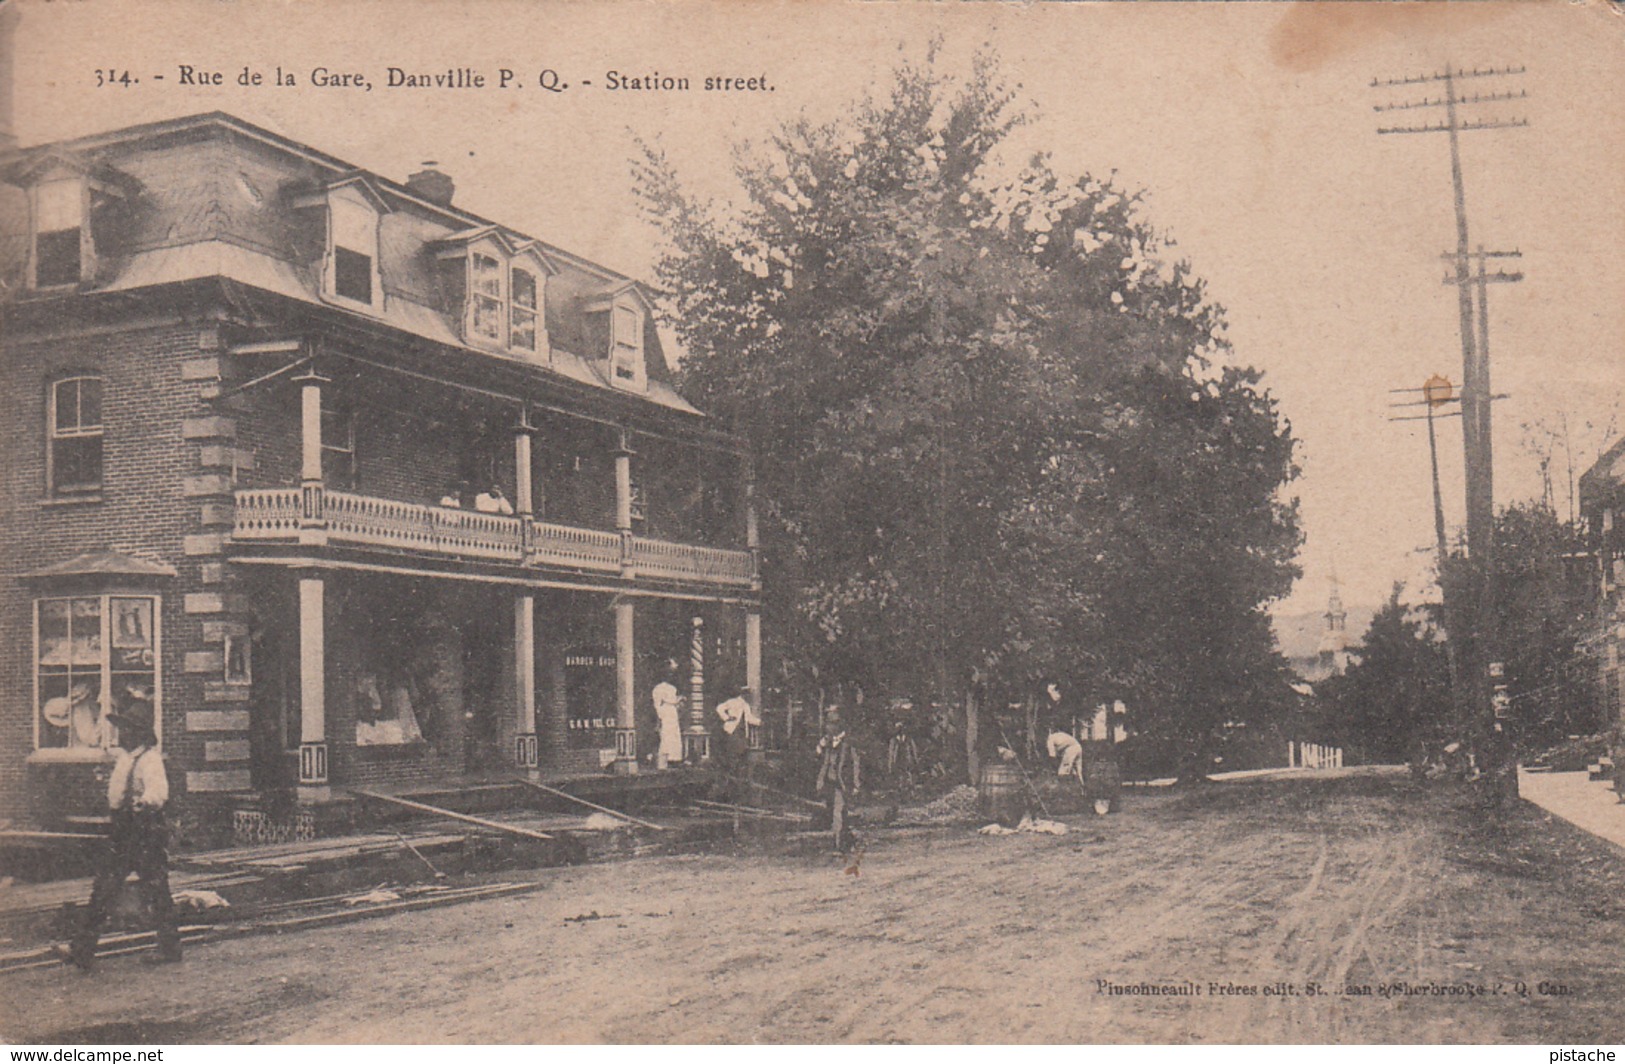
[36,595,159,751]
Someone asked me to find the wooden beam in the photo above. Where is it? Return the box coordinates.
[745,779,826,812]
[692,799,813,823]
[349,789,555,841]
[518,779,668,831]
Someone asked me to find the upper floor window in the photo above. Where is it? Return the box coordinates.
[326,185,384,310]
[511,268,539,352]
[321,402,357,490]
[470,253,504,342]
[434,229,552,358]
[612,305,643,383]
[49,375,103,495]
[33,179,84,288]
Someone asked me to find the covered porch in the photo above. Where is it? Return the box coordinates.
[233,563,762,805]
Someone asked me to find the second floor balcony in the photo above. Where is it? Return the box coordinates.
[232,487,757,589]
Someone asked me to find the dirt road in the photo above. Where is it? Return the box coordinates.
[4,770,1621,1044]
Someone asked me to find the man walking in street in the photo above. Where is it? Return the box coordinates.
[68,691,181,969]
[815,710,861,855]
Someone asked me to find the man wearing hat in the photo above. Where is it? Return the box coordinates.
[67,686,181,969]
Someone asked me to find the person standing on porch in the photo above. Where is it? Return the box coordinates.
[715,684,758,770]
[815,711,861,855]
[652,660,683,769]
[66,691,181,969]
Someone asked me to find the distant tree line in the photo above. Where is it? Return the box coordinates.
[1316,501,1599,765]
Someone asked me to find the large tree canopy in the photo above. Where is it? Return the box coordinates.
[636,51,1301,776]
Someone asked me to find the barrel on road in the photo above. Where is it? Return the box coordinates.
[978,762,1028,827]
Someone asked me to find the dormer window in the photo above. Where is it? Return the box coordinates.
[470,253,504,342]
[612,305,643,383]
[34,179,84,288]
[510,268,539,352]
[433,228,553,358]
[323,182,385,311]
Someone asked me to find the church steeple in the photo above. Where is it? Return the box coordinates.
[1317,575,1349,676]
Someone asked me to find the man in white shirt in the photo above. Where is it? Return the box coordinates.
[715,685,759,768]
[473,483,514,515]
[68,693,181,969]
[651,661,684,769]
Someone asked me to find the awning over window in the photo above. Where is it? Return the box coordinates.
[20,551,178,584]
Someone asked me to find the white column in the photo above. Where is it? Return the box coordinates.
[515,423,534,516]
[614,432,635,576]
[298,574,329,799]
[744,461,761,591]
[745,610,763,757]
[514,593,538,774]
[614,598,637,775]
[515,414,536,561]
[295,369,328,543]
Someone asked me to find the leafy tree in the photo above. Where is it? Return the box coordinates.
[1443,502,1599,752]
[1317,586,1452,764]
[635,48,1301,781]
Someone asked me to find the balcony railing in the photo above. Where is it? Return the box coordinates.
[631,535,756,585]
[233,488,753,588]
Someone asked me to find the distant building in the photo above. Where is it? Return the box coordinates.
[1280,581,1358,684]
[1579,436,1625,736]
[1317,582,1350,678]
[0,113,763,833]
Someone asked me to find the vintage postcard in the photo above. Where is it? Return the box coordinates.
[0,0,1621,1048]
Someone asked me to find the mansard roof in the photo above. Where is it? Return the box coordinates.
[0,112,700,418]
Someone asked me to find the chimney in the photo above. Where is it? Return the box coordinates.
[406,161,454,207]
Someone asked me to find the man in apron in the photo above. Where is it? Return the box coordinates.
[67,692,181,969]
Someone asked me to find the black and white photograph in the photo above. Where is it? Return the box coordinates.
[0,0,1622,1049]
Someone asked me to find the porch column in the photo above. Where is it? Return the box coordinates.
[297,573,329,801]
[514,409,536,560]
[514,593,539,776]
[684,615,711,764]
[745,460,761,591]
[295,369,328,544]
[613,597,638,775]
[745,609,763,759]
[614,430,636,576]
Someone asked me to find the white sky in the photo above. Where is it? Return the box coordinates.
[8,0,1623,619]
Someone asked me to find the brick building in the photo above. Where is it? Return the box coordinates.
[0,112,762,834]
[1580,437,1625,744]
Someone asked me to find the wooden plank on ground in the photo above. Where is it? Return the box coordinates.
[350,789,556,842]
[745,779,827,812]
[518,779,668,831]
[692,799,813,823]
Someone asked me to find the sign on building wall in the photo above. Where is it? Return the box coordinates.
[563,645,616,749]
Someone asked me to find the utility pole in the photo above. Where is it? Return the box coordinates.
[1373,63,1528,803]
[1389,377,1469,753]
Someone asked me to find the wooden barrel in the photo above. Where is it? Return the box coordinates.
[978,762,1028,827]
